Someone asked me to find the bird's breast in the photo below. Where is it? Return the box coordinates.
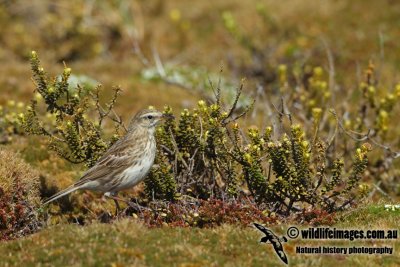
[117,139,156,190]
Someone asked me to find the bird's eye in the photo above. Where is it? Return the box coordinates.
[147,115,153,120]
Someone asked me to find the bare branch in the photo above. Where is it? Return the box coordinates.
[329,109,400,158]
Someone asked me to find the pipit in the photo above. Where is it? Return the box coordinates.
[43,108,172,212]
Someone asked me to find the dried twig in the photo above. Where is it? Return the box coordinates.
[330,109,400,158]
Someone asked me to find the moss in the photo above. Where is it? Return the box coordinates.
[0,149,43,240]
[0,210,399,266]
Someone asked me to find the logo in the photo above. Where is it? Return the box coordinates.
[254,224,397,264]
[254,223,289,265]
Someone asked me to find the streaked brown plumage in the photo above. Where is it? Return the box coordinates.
[43,108,171,209]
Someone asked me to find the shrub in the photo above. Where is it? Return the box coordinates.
[145,93,252,201]
[222,8,400,197]
[19,52,371,223]
[0,149,43,240]
[0,100,27,144]
[0,1,144,61]
[151,101,371,216]
[232,125,371,213]
[20,51,124,168]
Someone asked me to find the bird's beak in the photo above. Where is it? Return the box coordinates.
[162,113,175,120]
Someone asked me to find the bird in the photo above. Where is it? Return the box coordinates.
[253,223,288,265]
[43,108,173,213]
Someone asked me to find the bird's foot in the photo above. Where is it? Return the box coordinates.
[127,201,151,212]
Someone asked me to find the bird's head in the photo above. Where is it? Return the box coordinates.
[129,108,174,131]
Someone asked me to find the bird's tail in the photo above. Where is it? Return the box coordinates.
[42,184,82,206]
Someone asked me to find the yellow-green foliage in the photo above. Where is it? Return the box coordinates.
[20,52,123,167]
[146,153,176,201]
[16,53,372,217]
[143,92,371,215]
[146,95,247,201]
[0,100,27,143]
[222,7,400,140]
[353,62,400,140]
[0,0,142,61]
[230,123,371,214]
[222,9,400,197]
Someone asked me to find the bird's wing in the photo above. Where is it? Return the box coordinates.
[272,243,288,264]
[254,223,274,237]
[76,136,135,184]
[254,223,267,232]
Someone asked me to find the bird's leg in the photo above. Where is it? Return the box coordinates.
[105,193,149,213]
[105,194,150,212]
[113,199,121,216]
[104,192,122,216]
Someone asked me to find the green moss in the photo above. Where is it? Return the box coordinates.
[0,209,399,266]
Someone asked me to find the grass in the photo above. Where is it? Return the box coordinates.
[0,203,399,267]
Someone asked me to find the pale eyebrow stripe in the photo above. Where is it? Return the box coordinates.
[140,112,160,118]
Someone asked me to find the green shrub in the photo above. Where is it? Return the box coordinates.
[20,51,124,168]
[19,52,371,220]
[0,100,27,144]
[146,87,371,216]
[0,1,143,61]
[146,97,249,201]
[221,9,400,197]
[231,124,371,214]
